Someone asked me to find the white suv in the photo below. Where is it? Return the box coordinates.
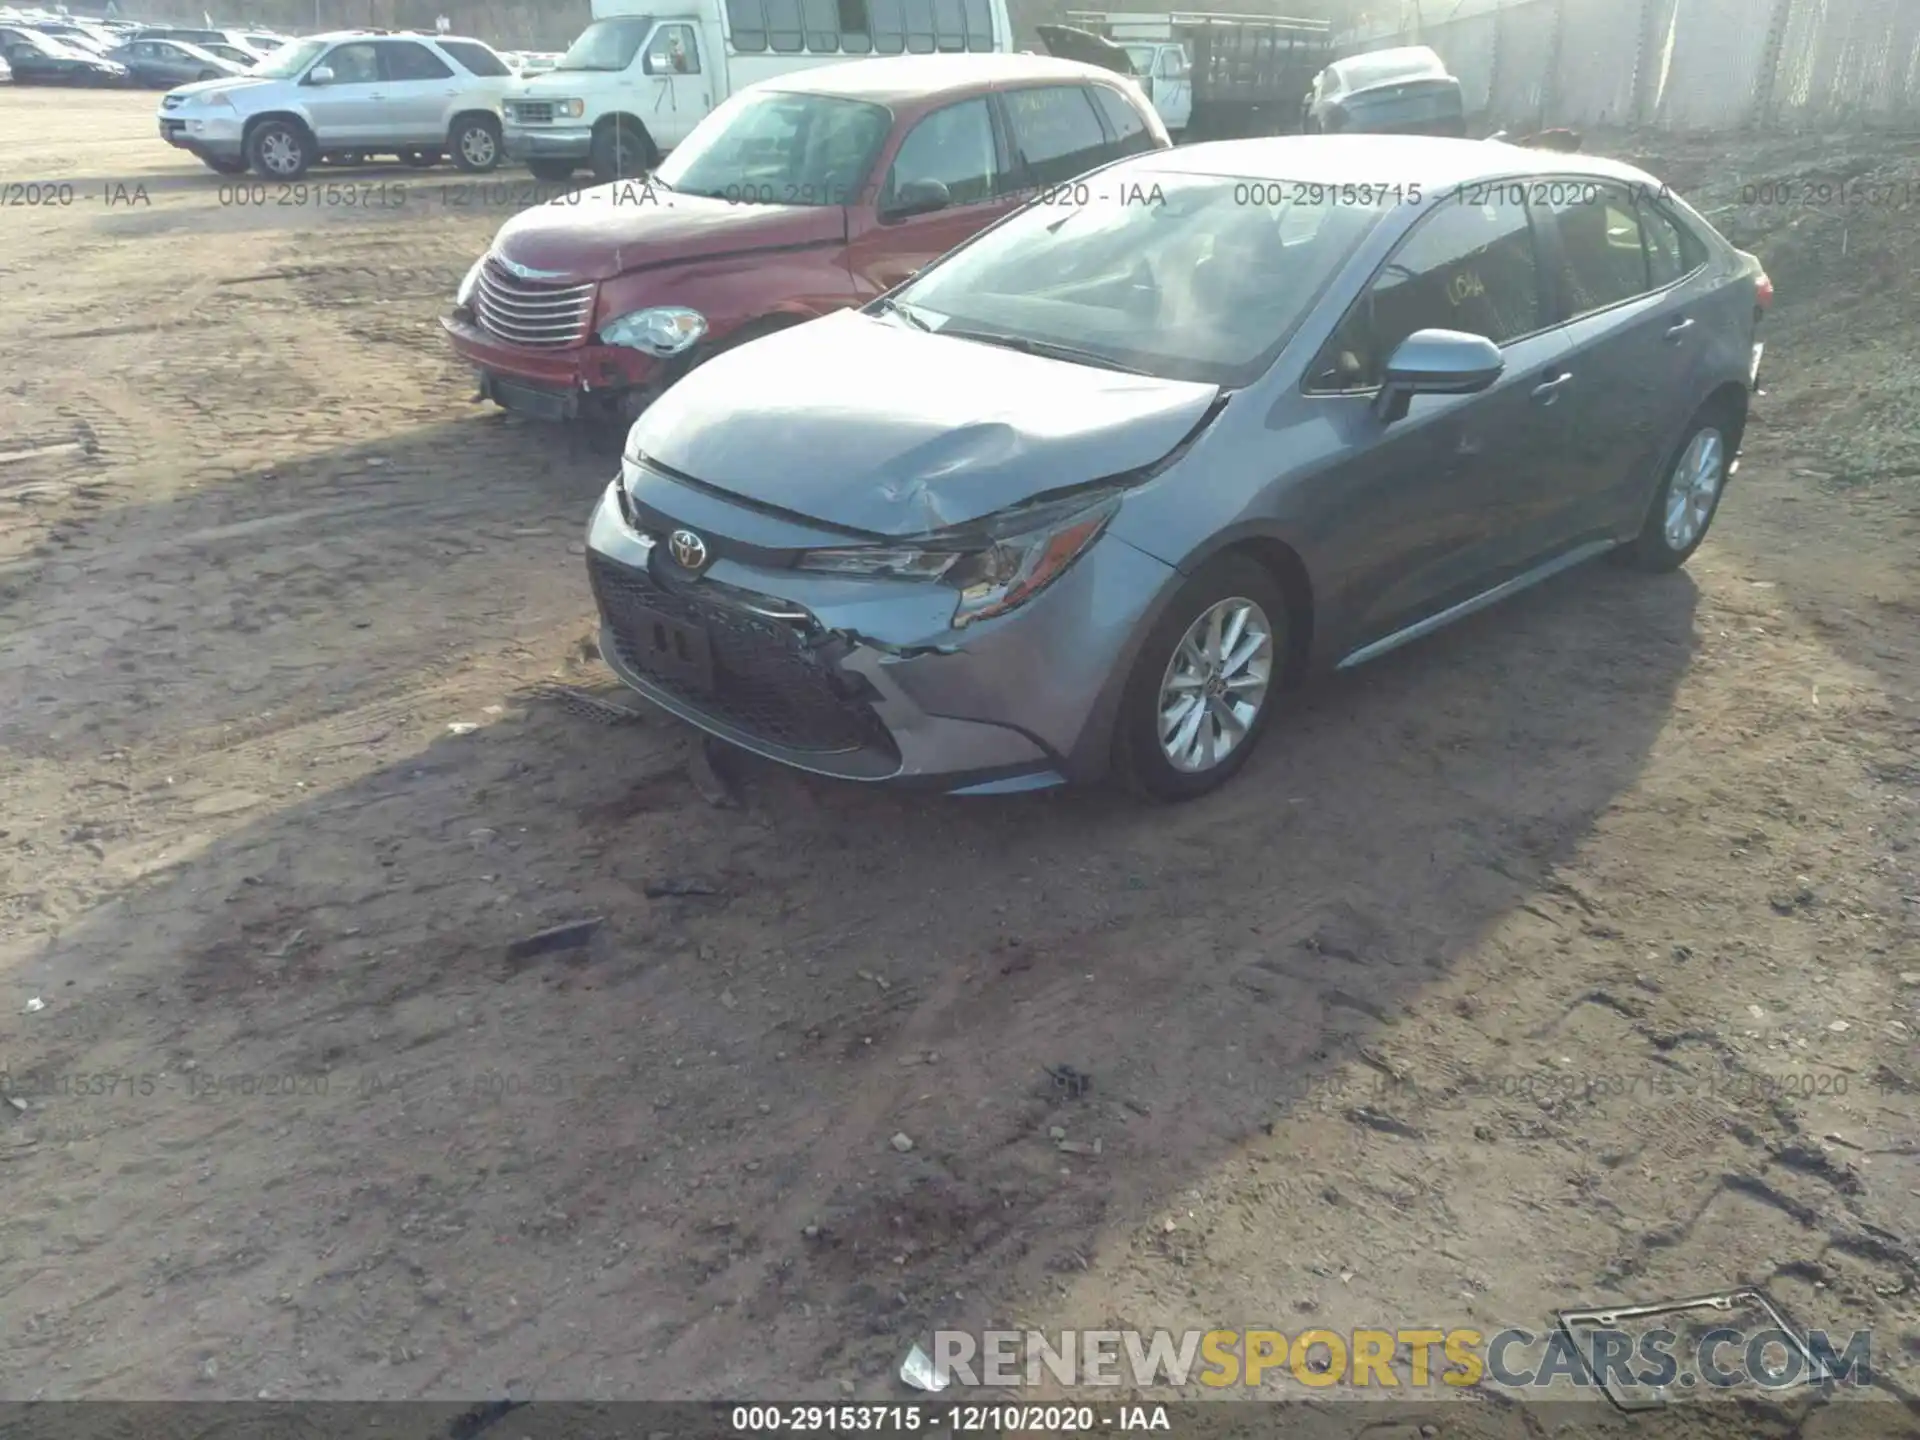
[157,30,517,179]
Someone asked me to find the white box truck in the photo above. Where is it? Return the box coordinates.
[503,0,1015,181]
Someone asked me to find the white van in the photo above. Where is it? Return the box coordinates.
[503,0,1014,180]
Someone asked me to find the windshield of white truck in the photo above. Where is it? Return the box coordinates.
[556,16,653,71]
[654,90,893,207]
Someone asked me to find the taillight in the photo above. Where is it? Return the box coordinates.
[1756,271,1774,310]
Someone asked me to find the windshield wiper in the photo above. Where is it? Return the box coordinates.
[873,296,931,331]
[940,328,1147,375]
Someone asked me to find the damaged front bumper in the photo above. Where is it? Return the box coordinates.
[582,481,1172,793]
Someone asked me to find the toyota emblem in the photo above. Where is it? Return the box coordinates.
[668,528,710,572]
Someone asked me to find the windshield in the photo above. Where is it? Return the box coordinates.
[890,170,1391,386]
[17,31,78,56]
[253,36,325,78]
[654,90,892,207]
[555,16,652,72]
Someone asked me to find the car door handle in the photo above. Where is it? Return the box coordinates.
[1531,373,1574,405]
[1665,317,1696,342]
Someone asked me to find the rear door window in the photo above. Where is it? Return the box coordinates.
[1309,191,1544,392]
[1542,179,1655,317]
[379,40,454,81]
[1002,84,1111,190]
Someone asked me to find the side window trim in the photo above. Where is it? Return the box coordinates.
[985,87,1020,198]
[1301,190,1557,397]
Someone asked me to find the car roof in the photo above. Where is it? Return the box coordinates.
[1129,134,1666,195]
[300,28,488,44]
[758,52,1135,103]
[1329,44,1444,78]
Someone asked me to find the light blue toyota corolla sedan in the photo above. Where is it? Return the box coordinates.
[583,134,1772,800]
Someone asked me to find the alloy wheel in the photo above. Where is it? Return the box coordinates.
[1664,426,1724,552]
[460,125,496,168]
[259,128,303,176]
[1157,597,1274,773]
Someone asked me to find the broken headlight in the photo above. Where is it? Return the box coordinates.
[794,491,1120,629]
[600,307,706,356]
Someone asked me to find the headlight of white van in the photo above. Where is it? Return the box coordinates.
[600,307,706,356]
[456,257,484,307]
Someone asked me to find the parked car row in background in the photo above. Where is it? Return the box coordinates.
[157,28,521,175]
[0,5,290,84]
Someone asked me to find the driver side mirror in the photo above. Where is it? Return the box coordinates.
[305,63,334,83]
[1374,328,1504,424]
[885,177,951,220]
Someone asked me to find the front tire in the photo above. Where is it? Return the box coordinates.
[246,119,311,179]
[1617,405,1735,572]
[1114,555,1288,802]
[589,121,653,182]
[451,115,502,173]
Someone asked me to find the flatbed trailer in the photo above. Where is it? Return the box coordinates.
[1063,9,1332,140]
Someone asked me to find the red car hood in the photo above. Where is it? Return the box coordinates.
[491,185,846,283]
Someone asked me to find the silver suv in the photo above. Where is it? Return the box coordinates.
[157,30,517,179]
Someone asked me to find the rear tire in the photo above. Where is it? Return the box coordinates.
[451,114,502,173]
[246,119,311,179]
[1616,402,1737,573]
[1114,555,1289,802]
[589,120,654,182]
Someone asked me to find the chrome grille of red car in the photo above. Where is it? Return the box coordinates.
[472,258,594,350]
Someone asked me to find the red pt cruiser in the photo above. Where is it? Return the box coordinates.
[442,54,1169,427]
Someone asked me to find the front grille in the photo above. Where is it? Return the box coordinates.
[588,551,898,762]
[472,257,594,349]
[506,99,555,124]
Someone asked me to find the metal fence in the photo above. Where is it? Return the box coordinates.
[1344,0,1920,131]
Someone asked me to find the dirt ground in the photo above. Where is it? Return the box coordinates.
[0,88,1915,1425]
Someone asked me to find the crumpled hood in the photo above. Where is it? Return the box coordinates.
[632,310,1221,537]
[492,187,844,283]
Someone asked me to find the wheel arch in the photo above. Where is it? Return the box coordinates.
[593,112,657,150]
[1699,380,1749,456]
[1061,522,1317,784]
[449,106,501,134]
[241,110,316,147]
